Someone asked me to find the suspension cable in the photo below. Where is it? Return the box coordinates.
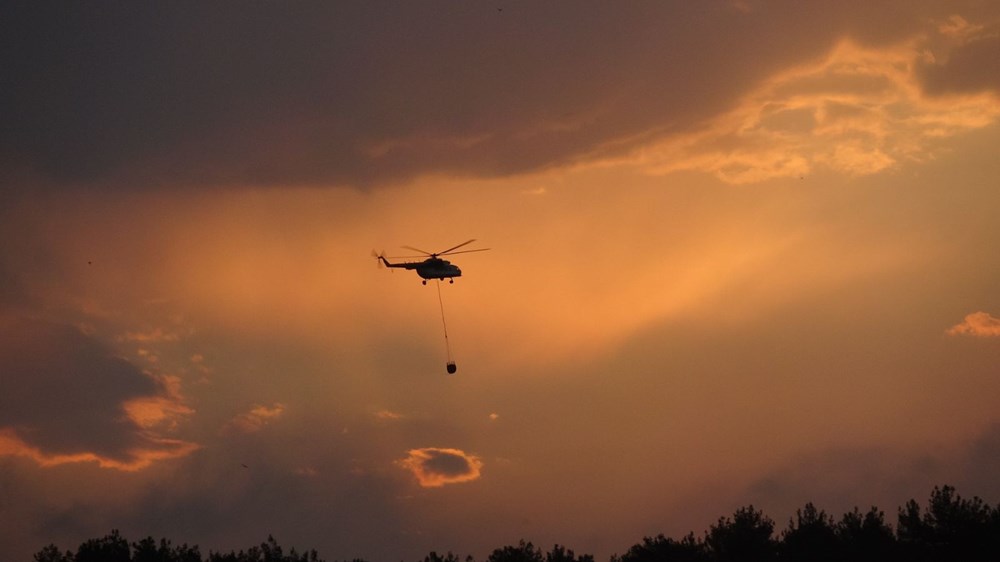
[435,280,453,364]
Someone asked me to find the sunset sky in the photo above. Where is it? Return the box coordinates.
[3,2,1000,560]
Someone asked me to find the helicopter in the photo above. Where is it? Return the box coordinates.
[373,239,489,284]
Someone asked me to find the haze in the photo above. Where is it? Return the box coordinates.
[2,2,1000,560]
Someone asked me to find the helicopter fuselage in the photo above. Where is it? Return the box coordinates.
[412,258,462,280]
[379,256,462,283]
[375,239,486,284]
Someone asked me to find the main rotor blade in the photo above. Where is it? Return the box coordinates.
[401,245,433,256]
[441,247,490,256]
[438,239,477,255]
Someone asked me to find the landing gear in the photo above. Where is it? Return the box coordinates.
[449,278,454,284]
[422,280,427,285]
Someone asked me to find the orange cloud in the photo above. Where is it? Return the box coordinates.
[122,375,194,431]
[397,447,483,488]
[947,311,1000,337]
[119,327,183,343]
[0,374,200,471]
[223,403,286,434]
[0,428,199,472]
[937,15,984,39]
[375,409,403,421]
[632,28,1000,184]
[0,315,202,471]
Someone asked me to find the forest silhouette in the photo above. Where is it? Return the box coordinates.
[32,485,1000,562]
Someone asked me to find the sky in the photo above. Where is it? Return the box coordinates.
[2,1,1000,560]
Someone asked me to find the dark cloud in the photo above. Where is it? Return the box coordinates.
[421,449,476,476]
[0,1,969,192]
[0,314,161,462]
[399,447,483,487]
[0,264,26,308]
[919,34,1000,95]
[739,422,1000,528]
[961,423,1000,500]
[743,447,950,520]
[0,426,413,562]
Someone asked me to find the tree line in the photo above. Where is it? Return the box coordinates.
[33,485,1000,562]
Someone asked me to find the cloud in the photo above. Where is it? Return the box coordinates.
[122,375,195,431]
[222,403,287,435]
[0,429,198,472]
[947,311,1000,337]
[631,29,1000,184]
[964,423,1000,500]
[118,327,183,343]
[0,314,199,469]
[397,447,483,488]
[5,2,988,192]
[734,422,1000,527]
[918,18,1000,95]
[936,14,986,38]
[375,409,403,421]
[717,445,954,539]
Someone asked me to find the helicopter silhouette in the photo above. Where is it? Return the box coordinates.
[373,239,489,284]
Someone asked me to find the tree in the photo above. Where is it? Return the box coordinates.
[74,529,131,562]
[705,506,776,562]
[614,533,707,562]
[487,540,543,562]
[779,503,839,562]
[897,485,999,562]
[33,544,72,562]
[420,552,462,562]
[209,546,263,562]
[836,506,897,562]
[207,536,324,562]
[133,536,203,562]
[260,536,284,562]
[27,485,1000,562]
[545,544,594,562]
